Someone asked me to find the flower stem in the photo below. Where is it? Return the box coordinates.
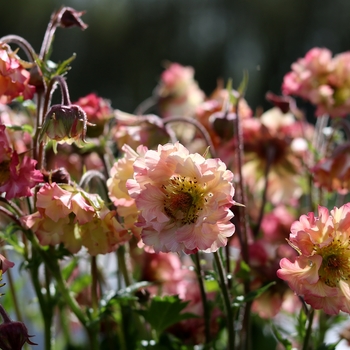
[0,35,36,62]
[2,254,23,323]
[30,253,53,350]
[302,308,315,350]
[213,251,235,350]
[117,245,132,287]
[193,252,211,346]
[253,146,275,237]
[91,256,99,313]
[163,116,217,157]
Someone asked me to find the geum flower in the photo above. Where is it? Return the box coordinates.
[22,182,131,255]
[126,142,236,254]
[107,144,148,242]
[277,204,350,315]
[0,43,35,103]
[0,124,42,200]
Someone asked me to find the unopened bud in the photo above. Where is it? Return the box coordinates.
[0,305,37,350]
[209,111,236,141]
[40,104,94,144]
[59,7,88,30]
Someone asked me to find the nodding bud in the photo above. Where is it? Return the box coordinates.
[41,167,71,184]
[57,7,88,30]
[209,111,236,141]
[0,305,37,350]
[39,104,94,144]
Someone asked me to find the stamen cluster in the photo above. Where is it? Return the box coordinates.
[126,142,236,254]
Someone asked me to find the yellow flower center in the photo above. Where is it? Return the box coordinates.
[317,237,350,287]
[162,176,208,225]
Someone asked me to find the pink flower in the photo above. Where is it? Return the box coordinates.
[74,93,113,137]
[312,142,350,194]
[107,144,147,240]
[0,254,14,273]
[155,62,205,119]
[283,47,350,117]
[112,110,170,150]
[0,43,35,103]
[277,204,350,315]
[22,182,130,254]
[78,210,131,256]
[0,125,43,199]
[127,142,236,254]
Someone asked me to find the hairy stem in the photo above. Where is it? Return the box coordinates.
[193,252,211,346]
[213,251,234,350]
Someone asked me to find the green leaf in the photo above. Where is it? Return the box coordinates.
[237,70,249,97]
[61,257,78,280]
[5,124,33,134]
[138,295,198,336]
[316,341,341,350]
[271,324,292,350]
[233,281,276,305]
[70,274,92,294]
[234,260,251,281]
[0,223,25,255]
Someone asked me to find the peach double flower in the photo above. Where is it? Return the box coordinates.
[0,124,42,200]
[277,204,350,315]
[283,47,350,117]
[126,142,236,254]
[22,183,130,255]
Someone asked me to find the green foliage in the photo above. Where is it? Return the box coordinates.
[0,223,25,255]
[138,295,198,338]
[316,341,341,350]
[232,281,276,306]
[271,323,292,350]
[35,53,76,84]
[5,124,33,134]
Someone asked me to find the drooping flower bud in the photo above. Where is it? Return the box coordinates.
[0,305,37,350]
[209,111,236,141]
[58,7,88,30]
[39,104,92,144]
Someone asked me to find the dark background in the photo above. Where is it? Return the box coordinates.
[1,0,349,114]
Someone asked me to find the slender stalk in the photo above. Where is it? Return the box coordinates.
[25,232,96,344]
[163,116,217,158]
[213,251,234,350]
[30,258,53,350]
[134,96,157,115]
[0,35,36,62]
[252,146,275,237]
[302,308,315,350]
[193,252,211,346]
[232,97,251,350]
[58,306,73,346]
[91,256,99,313]
[2,256,22,323]
[316,310,329,348]
[117,245,132,287]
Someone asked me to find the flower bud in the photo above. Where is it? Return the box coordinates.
[40,104,91,144]
[209,111,236,141]
[58,7,88,30]
[0,305,37,350]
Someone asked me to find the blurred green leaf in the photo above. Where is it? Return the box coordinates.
[6,124,33,134]
[233,281,276,306]
[70,274,91,294]
[271,324,292,350]
[61,258,78,280]
[138,295,197,336]
[316,341,341,350]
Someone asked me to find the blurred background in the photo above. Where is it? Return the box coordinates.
[1,0,350,114]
